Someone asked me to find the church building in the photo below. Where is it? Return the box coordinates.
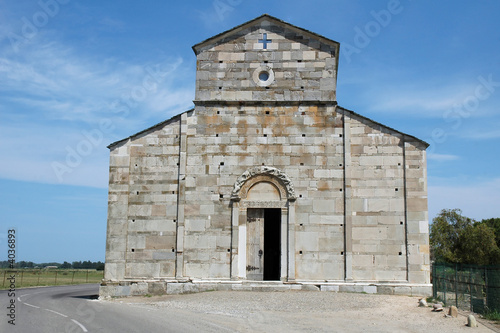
[100,14,431,297]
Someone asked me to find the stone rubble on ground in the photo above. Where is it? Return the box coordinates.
[418,298,428,307]
[448,306,458,318]
[433,303,443,312]
[467,314,478,327]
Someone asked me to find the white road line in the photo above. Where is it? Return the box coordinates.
[71,319,88,332]
[18,293,31,300]
[44,308,68,318]
[24,303,40,309]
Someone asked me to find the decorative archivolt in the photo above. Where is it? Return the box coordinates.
[231,166,296,201]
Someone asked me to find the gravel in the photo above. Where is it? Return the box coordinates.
[111,291,499,332]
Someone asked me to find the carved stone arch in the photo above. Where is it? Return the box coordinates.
[231,166,296,201]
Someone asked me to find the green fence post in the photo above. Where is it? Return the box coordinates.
[71,271,75,284]
[86,270,89,283]
[37,271,40,285]
[470,268,472,312]
[20,271,24,288]
[55,271,58,285]
[444,267,447,306]
[455,264,458,308]
[485,267,488,311]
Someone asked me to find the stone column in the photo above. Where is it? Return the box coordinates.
[287,200,296,282]
[343,113,353,281]
[175,112,188,279]
[230,200,240,280]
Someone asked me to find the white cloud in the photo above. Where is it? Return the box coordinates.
[0,38,195,187]
[429,178,500,221]
[369,82,478,117]
[462,128,500,140]
[427,153,460,162]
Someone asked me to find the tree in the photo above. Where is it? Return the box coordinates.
[455,223,500,265]
[430,209,474,263]
[480,218,500,247]
[430,209,500,265]
[61,261,72,269]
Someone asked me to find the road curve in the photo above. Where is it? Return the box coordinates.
[0,284,228,333]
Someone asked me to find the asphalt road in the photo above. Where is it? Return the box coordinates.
[0,284,228,333]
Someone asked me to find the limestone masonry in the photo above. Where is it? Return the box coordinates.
[100,14,431,297]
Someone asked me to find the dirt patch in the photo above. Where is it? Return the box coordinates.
[110,291,499,332]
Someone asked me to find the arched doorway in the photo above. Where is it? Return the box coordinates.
[230,166,296,282]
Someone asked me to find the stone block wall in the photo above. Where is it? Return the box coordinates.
[182,104,345,280]
[346,111,407,281]
[194,20,338,103]
[104,118,181,282]
[405,141,430,284]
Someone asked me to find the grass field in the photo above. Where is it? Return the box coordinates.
[0,269,104,289]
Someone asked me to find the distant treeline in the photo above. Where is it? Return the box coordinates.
[0,260,105,270]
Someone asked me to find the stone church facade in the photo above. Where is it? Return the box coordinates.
[100,14,431,297]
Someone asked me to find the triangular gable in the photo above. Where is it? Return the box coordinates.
[107,109,192,149]
[338,106,429,149]
[192,14,340,55]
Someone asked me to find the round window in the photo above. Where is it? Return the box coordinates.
[259,71,270,82]
[253,66,275,87]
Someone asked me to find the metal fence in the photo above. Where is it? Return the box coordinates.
[1,269,104,289]
[432,263,500,314]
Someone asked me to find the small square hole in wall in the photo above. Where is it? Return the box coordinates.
[340,224,343,227]
[339,188,343,192]
[173,219,177,223]
[339,163,343,167]
[300,223,303,226]
[302,134,306,137]
[300,162,304,166]
[219,87,222,90]
[265,111,270,115]
[219,194,224,199]
[172,248,175,252]
[227,249,231,252]
[131,219,135,223]
[339,134,343,138]
[398,162,401,166]
[301,86,304,90]
[298,60,302,63]
[400,221,404,225]
[262,163,265,166]
[265,87,270,90]
[177,162,179,166]
[341,251,344,255]
[301,112,305,115]
[263,134,267,137]
[299,251,303,254]
[136,191,139,195]
[216,134,219,137]
[264,60,268,63]
[131,249,135,252]
[172,191,175,194]
[220,162,224,165]
[219,61,223,63]
[299,194,303,198]
[395,188,399,191]
[217,111,220,114]
[399,252,403,255]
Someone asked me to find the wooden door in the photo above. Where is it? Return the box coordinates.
[246,208,264,280]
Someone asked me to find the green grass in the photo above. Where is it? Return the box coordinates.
[0,269,104,289]
[483,311,500,321]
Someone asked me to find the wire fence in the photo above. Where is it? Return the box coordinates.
[432,263,500,314]
[1,269,104,289]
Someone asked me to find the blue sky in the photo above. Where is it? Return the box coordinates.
[1,0,499,262]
